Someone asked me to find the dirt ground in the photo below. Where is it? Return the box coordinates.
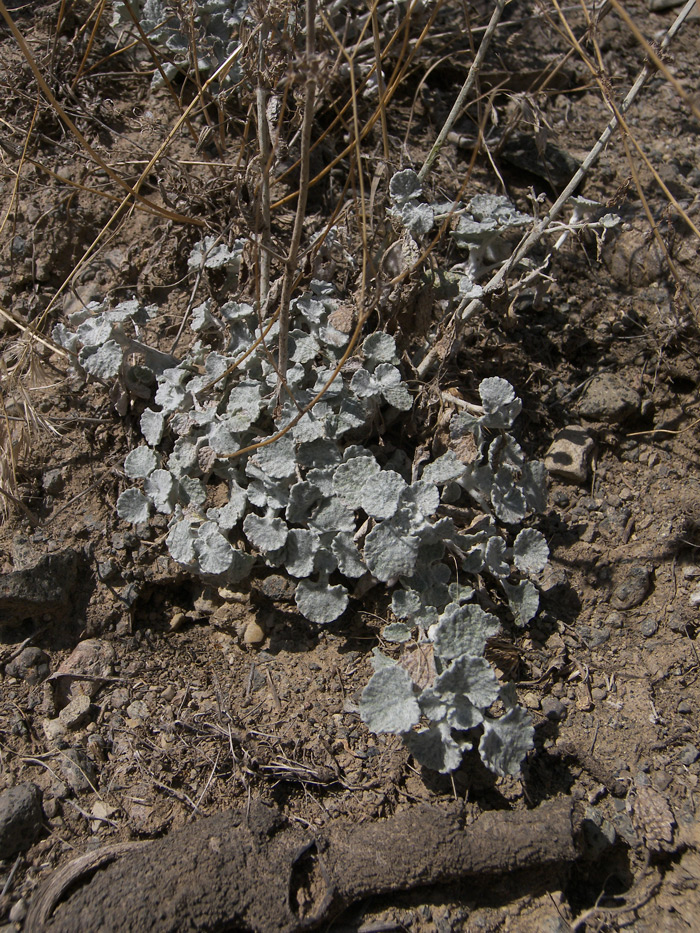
[1,0,700,929]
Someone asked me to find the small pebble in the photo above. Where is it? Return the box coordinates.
[678,700,692,714]
[541,696,567,722]
[243,619,266,646]
[58,695,92,731]
[591,686,607,702]
[612,565,651,610]
[679,744,699,766]
[9,899,28,923]
[640,618,658,637]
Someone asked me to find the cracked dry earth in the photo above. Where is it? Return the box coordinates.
[2,0,700,929]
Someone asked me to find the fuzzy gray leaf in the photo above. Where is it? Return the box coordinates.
[283,528,320,578]
[404,722,466,774]
[140,409,165,446]
[80,340,123,378]
[491,469,527,524]
[389,169,422,207]
[364,518,419,583]
[361,470,407,520]
[479,706,534,777]
[484,535,510,577]
[422,452,466,486]
[502,579,540,627]
[432,603,500,661]
[435,655,500,708]
[331,532,366,578]
[332,455,380,503]
[124,446,159,479]
[362,332,397,366]
[243,513,289,553]
[194,522,234,575]
[295,578,348,624]
[286,481,324,524]
[117,488,151,524]
[513,528,549,574]
[360,666,421,733]
[144,469,178,514]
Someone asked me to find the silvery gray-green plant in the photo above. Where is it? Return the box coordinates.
[111,0,249,89]
[56,231,549,778]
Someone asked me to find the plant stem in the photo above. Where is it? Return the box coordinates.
[277,0,317,399]
[418,0,510,184]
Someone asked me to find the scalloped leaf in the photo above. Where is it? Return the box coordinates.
[513,528,549,574]
[431,603,500,661]
[360,470,407,520]
[360,666,421,733]
[283,528,320,578]
[479,706,534,777]
[362,332,397,366]
[144,469,178,514]
[140,409,165,446]
[491,468,527,523]
[166,518,197,565]
[193,522,235,575]
[502,580,540,627]
[124,446,159,479]
[403,722,466,774]
[79,340,123,378]
[331,532,366,578]
[364,518,419,583]
[116,488,151,524]
[389,169,422,207]
[435,655,500,708]
[295,578,348,624]
[484,535,509,577]
[332,455,380,503]
[422,452,466,486]
[243,513,289,553]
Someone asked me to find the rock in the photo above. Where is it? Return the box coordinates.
[545,427,595,483]
[243,619,266,647]
[126,700,150,722]
[43,717,68,743]
[50,639,117,709]
[541,696,567,722]
[0,783,43,858]
[9,898,28,923]
[612,566,652,609]
[59,748,97,794]
[578,373,640,423]
[605,227,665,287]
[59,695,93,731]
[678,700,693,714]
[0,549,87,628]
[575,624,610,647]
[679,744,699,766]
[5,646,50,684]
[640,618,658,637]
[42,468,65,495]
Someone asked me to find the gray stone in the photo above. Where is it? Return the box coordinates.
[59,694,93,730]
[541,696,567,722]
[612,565,651,609]
[0,783,43,858]
[575,624,610,648]
[42,468,65,495]
[640,618,658,637]
[578,373,640,423]
[678,700,693,714]
[545,427,595,484]
[5,646,50,684]
[9,899,27,923]
[0,549,87,628]
[59,748,97,794]
[679,744,699,766]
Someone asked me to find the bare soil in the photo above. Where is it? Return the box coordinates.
[1,0,700,929]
